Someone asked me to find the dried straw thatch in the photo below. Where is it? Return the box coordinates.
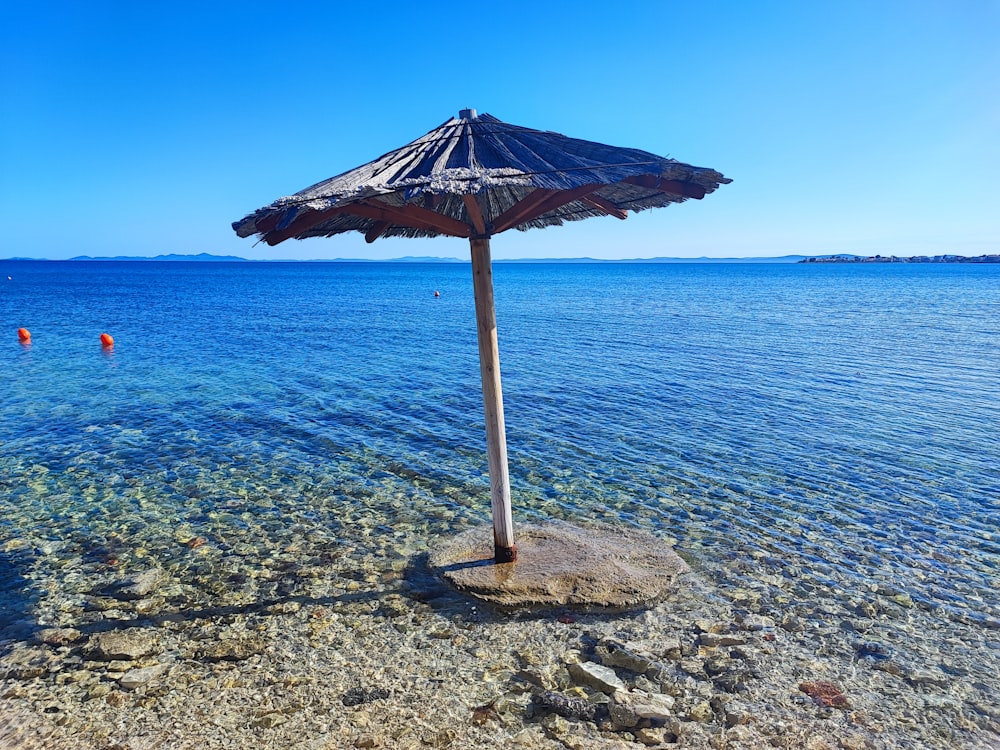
[232,110,731,246]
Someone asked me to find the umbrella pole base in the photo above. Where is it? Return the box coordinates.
[494,543,518,563]
[432,523,691,608]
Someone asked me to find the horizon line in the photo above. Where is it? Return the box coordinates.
[4,252,995,264]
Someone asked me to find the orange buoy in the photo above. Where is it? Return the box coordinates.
[100,332,115,348]
[17,327,30,342]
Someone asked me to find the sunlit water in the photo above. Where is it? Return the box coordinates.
[1,260,997,657]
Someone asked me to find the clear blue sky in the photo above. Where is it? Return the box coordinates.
[2,1,997,260]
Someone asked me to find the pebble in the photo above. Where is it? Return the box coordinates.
[342,687,391,706]
[703,654,735,676]
[111,568,168,599]
[905,668,949,688]
[608,688,675,729]
[722,698,750,727]
[253,712,287,728]
[699,632,748,648]
[634,726,670,745]
[118,664,167,690]
[540,713,571,734]
[196,637,266,662]
[84,630,159,661]
[596,639,661,675]
[88,684,112,699]
[778,613,804,631]
[679,657,706,676]
[567,661,625,693]
[38,627,82,646]
[738,614,775,631]
[799,680,850,709]
[838,734,872,750]
[713,670,750,694]
[3,649,54,680]
[511,727,547,746]
[688,700,714,722]
[530,690,604,722]
[630,635,682,661]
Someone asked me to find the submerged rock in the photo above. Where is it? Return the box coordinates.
[108,569,168,600]
[597,639,662,677]
[799,680,850,709]
[703,655,736,676]
[38,628,83,647]
[634,726,671,745]
[196,637,266,663]
[530,690,606,722]
[342,686,390,706]
[687,700,714,723]
[699,632,748,648]
[608,688,675,729]
[568,661,625,694]
[118,663,166,690]
[85,631,159,661]
[2,648,55,680]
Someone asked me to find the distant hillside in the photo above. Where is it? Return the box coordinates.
[67,253,248,262]
[495,255,811,263]
[23,254,813,263]
[14,252,990,264]
[801,254,999,264]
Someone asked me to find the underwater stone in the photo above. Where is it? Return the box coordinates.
[656,636,683,661]
[688,701,714,722]
[529,690,605,722]
[737,615,774,631]
[904,668,949,688]
[119,664,166,690]
[197,637,267,662]
[38,628,82,646]
[85,631,159,661]
[779,614,805,632]
[799,680,850,709]
[110,569,168,600]
[341,686,391,706]
[568,661,625,694]
[634,727,670,745]
[703,655,735,676]
[597,639,662,676]
[609,688,675,728]
[699,632,748,648]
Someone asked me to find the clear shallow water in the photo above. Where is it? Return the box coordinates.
[1,260,998,641]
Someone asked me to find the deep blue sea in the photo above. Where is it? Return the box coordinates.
[1,260,998,644]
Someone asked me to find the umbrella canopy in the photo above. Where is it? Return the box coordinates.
[233,109,730,245]
[233,109,730,563]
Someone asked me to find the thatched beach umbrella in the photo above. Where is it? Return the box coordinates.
[233,109,730,565]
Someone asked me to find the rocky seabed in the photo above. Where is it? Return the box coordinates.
[1,541,999,750]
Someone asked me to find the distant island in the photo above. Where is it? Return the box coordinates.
[8,253,816,264]
[801,254,1000,264]
[67,253,248,262]
[5,252,998,264]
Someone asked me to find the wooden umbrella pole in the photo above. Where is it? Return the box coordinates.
[469,236,517,563]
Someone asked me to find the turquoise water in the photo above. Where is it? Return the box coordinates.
[1,260,998,639]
